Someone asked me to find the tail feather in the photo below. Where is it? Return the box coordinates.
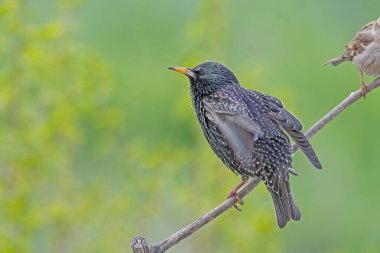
[268,181,301,228]
[270,190,289,228]
[286,183,301,221]
[324,56,349,66]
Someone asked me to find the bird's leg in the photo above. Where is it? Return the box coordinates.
[360,71,367,98]
[227,175,249,211]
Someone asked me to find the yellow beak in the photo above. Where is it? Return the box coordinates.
[168,66,196,78]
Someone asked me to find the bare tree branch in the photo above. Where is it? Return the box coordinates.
[131,77,380,253]
[292,77,380,153]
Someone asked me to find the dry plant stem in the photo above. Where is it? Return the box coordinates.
[292,77,380,153]
[131,77,380,253]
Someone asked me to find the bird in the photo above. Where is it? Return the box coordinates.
[168,61,322,228]
[325,17,380,97]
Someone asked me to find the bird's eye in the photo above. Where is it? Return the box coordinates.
[192,69,202,75]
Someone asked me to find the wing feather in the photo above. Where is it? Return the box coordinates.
[259,94,322,169]
[204,98,264,160]
[325,19,376,65]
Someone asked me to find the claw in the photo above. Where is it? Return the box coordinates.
[233,203,243,211]
[235,194,244,205]
[361,82,367,98]
[227,176,248,211]
[228,193,244,211]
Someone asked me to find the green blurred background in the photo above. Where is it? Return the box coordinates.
[1,0,380,252]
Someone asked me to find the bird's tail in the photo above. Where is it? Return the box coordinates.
[323,56,348,66]
[268,180,301,228]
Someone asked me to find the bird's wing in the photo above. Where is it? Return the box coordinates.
[325,20,375,65]
[258,93,322,169]
[203,97,264,160]
[343,21,375,58]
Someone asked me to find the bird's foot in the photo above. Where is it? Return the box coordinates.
[227,190,244,211]
[360,71,367,98]
[361,82,367,98]
[226,176,248,211]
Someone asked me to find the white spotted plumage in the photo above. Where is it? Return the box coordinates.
[172,61,321,228]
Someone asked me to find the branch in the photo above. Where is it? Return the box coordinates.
[131,77,380,253]
[292,77,380,153]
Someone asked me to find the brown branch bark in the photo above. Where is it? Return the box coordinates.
[292,77,380,152]
[131,77,380,253]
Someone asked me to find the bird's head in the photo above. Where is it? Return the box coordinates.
[168,61,239,95]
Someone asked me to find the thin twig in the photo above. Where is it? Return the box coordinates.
[131,77,380,253]
[292,77,380,152]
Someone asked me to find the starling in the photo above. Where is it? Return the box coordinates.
[325,17,380,97]
[168,61,322,228]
